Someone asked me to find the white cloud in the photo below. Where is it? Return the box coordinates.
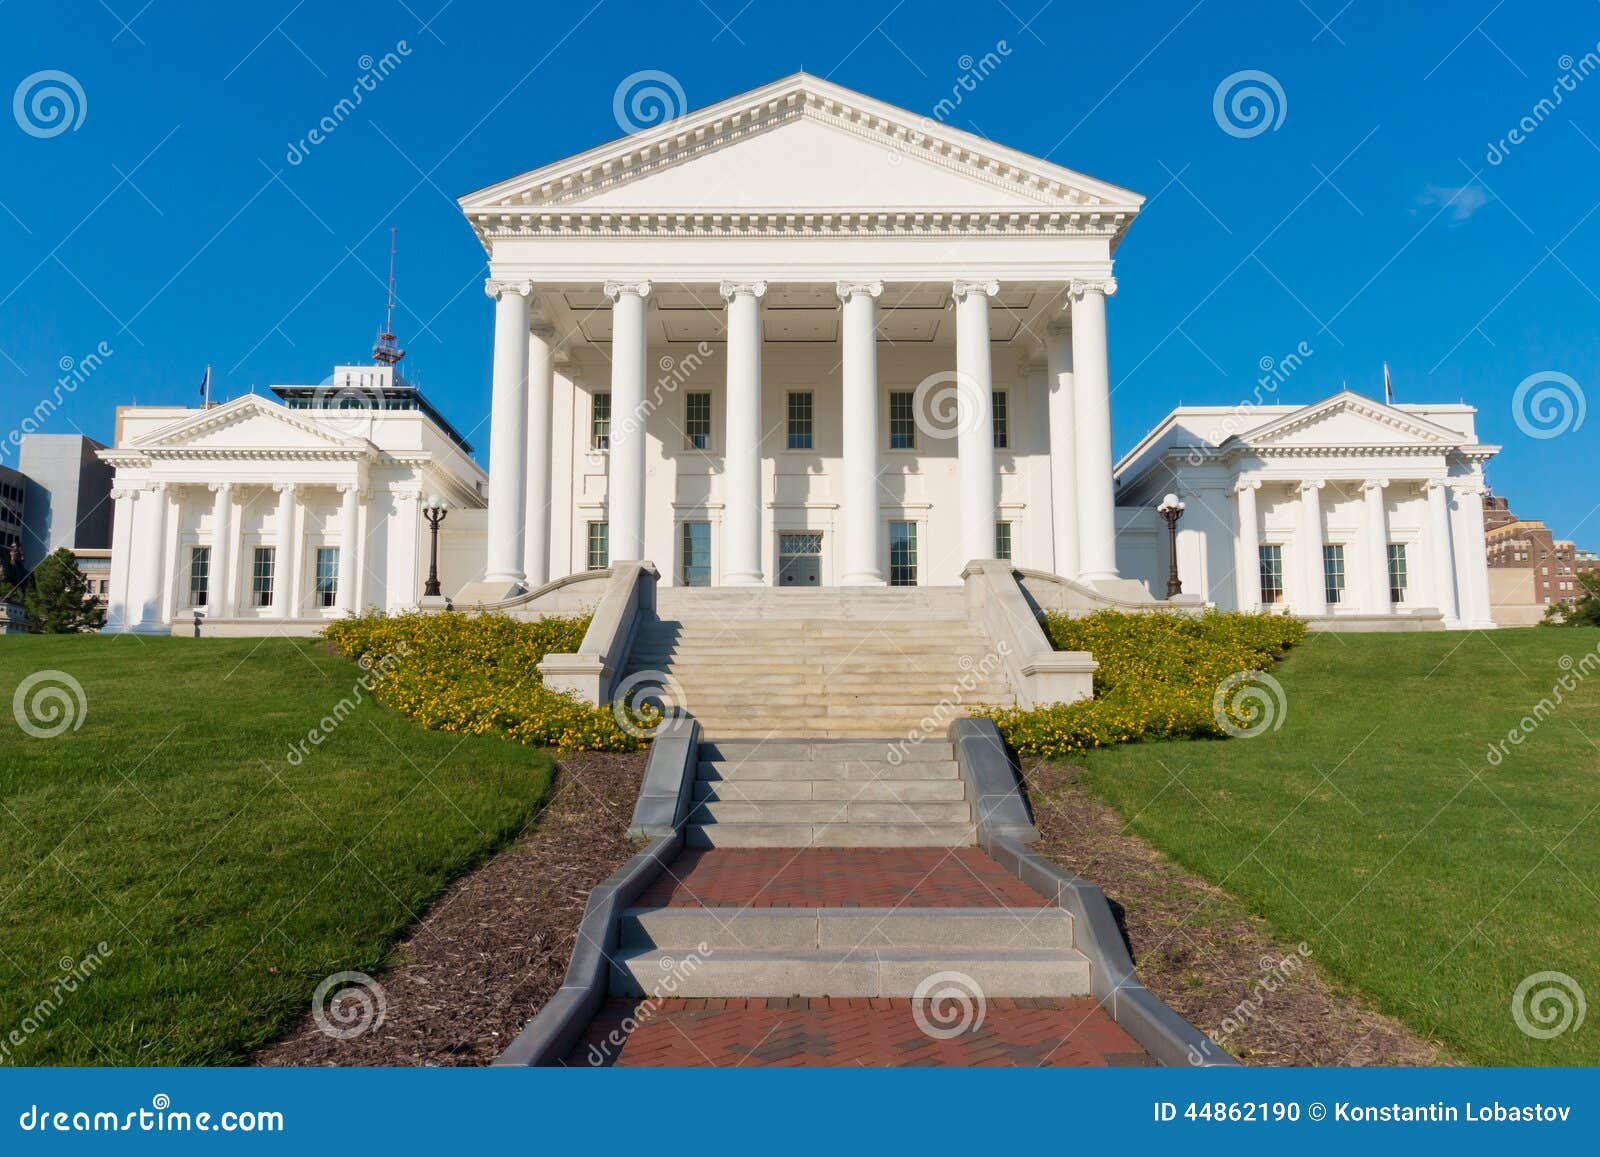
[1418,182,1491,223]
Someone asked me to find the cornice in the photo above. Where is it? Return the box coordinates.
[467,208,1135,240]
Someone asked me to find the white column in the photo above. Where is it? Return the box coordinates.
[604,280,651,562]
[274,482,298,619]
[838,280,885,586]
[1045,321,1080,578]
[133,483,168,630]
[1361,479,1391,614]
[1070,278,1119,581]
[1233,478,1261,611]
[394,489,421,609]
[337,483,362,615]
[1426,480,1459,624]
[209,482,234,618]
[1452,479,1492,627]
[103,486,137,631]
[720,280,767,586]
[1296,479,1325,616]
[523,323,556,587]
[953,279,998,565]
[484,279,532,585]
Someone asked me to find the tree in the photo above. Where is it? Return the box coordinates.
[22,547,105,634]
[0,542,24,605]
[1543,570,1600,628]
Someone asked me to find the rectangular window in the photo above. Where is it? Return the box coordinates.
[188,545,210,608]
[787,391,813,450]
[251,546,275,608]
[888,521,918,586]
[1387,543,1408,604]
[591,393,611,451]
[681,521,711,587]
[1323,544,1346,605]
[315,546,340,608]
[992,390,1009,449]
[994,521,1012,561]
[587,521,609,571]
[685,392,711,451]
[889,391,916,449]
[1259,544,1284,605]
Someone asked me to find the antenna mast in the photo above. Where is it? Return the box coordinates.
[372,226,405,366]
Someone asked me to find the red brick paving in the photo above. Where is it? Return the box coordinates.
[636,848,1047,908]
[567,997,1149,1066]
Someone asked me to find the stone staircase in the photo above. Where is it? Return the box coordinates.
[625,587,1014,739]
[689,738,974,848]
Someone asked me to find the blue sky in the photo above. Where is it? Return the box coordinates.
[2,0,1596,542]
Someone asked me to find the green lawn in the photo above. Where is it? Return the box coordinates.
[1073,627,1600,1066]
[0,635,556,1065]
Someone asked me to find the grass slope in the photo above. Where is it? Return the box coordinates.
[0,635,555,1065]
[1073,627,1600,1066]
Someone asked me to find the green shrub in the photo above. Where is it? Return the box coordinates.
[322,610,640,752]
[981,609,1306,760]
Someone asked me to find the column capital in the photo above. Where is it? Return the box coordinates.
[1423,478,1450,494]
[1294,478,1325,496]
[951,278,999,301]
[146,481,168,497]
[835,280,883,301]
[1232,476,1262,494]
[603,279,652,301]
[111,486,140,502]
[337,481,364,496]
[1068,277,1118,300]
[1361,477,1391,493]
[272,481,297,495]
[718,280,767,300]
[485,278,533,301]
[208,481,233,495]
[1449,478,1486,497]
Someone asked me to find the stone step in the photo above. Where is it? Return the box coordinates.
[684,821,975,848]
[696,759,959,782]
[691,799,972,825]
[618,907,1075,952]
[654,692,1007,710]
[610,946,1092,998]
[693,779,966,802]
[699,740,954,761]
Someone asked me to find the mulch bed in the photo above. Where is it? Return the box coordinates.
[1020,759,1447,1066]
[253,750,647,1067]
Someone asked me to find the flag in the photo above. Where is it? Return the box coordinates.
[199,364,211,406]
[1383,361,1393,405]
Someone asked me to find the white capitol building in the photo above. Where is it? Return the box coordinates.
[99,74,1498,636]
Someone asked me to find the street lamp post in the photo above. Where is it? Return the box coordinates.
[422,494,448,598]
[1158,492,1186,599]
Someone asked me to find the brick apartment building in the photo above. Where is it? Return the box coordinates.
[1483,493,1599,621]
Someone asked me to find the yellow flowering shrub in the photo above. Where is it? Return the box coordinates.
[322,610,640,752]
[981,610,1307,761]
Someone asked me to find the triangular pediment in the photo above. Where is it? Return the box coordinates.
[459,73,1142,239]
[1227,391,1466,450]
[132,395,369,455]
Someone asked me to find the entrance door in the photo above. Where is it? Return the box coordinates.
[778,533,822,586]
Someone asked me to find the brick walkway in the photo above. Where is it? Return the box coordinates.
[637,847,1047,908]
[568,997,1149,1066]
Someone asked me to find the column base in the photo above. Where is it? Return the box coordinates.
[721,573,766,587]
[839,572,887,587]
